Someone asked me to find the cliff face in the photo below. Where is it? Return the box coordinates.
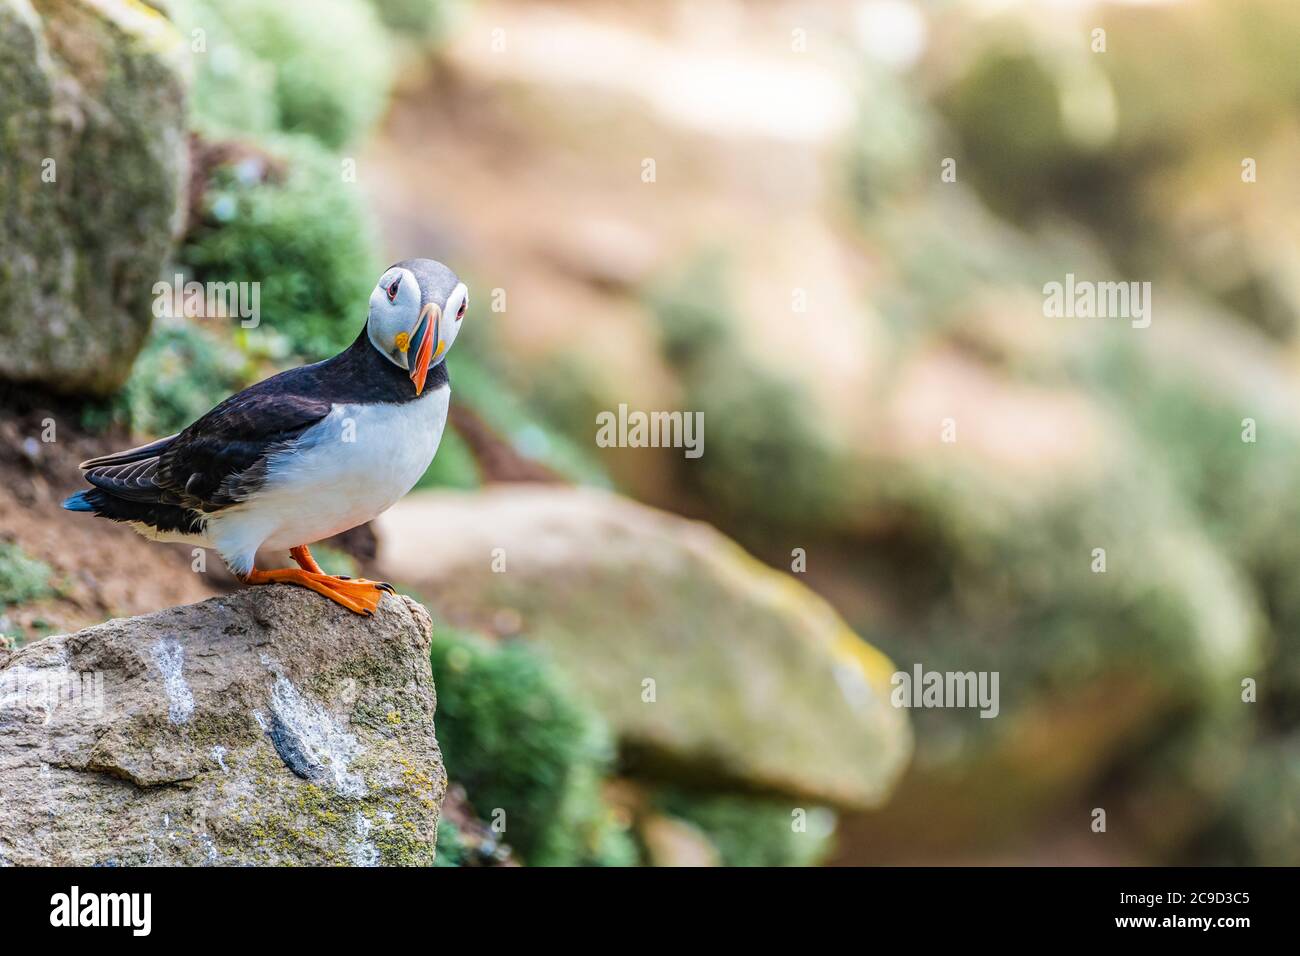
[0,585,446,866]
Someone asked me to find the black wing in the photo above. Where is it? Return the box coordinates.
[82,376,332,512]
[157,389,333,508]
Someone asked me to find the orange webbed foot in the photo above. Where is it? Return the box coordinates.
[243,566,388,616]
[289,545,395,591]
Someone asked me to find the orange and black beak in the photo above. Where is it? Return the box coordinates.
[408,302,446,396]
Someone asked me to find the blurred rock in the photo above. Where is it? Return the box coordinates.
[376,485,912,811]
[0,0,187,397]
[0,586,445,865]
[640,814,720,867]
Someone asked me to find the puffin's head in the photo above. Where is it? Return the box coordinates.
[367,258,468,395]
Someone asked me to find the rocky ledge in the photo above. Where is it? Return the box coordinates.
[0,586,446,866]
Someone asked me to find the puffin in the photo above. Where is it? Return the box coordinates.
[63,258,467,616]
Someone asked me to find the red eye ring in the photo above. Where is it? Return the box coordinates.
[387,279,400,302]
[456,299,466,320]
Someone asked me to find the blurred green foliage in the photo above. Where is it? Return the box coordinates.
[182,134,379,363]
[368,0,461,43]
[102,320,253,437]
[1204,736,1300,865]
[174,0,393,148]
[0,542,55,610]
[309,544,359,578]
[429,629,637,866]
[432,817,469,867]
[654,788,835,867]
[449,352,612,487]
[648,257,847,537]
[414,424,480,490]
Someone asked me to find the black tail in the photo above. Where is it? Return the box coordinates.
[62,488,205,537]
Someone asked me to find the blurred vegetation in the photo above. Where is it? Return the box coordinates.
[0,542,54,611]
[181,134,379,363]
[368,0,463,42]
[448,353,611,487]
[432,817,470,867]
[173,0,394,148]
[413,425,480,491]
[91,320,255,437]
[653,788,835,867]
[429,629,637,866]
[648,256,848,536]
[309,544,359,578]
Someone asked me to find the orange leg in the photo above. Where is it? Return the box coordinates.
[242,564,393,617]
[289,543,396,593]
[290,544,324,574]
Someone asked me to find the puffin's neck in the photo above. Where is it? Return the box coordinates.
[313,325,449,404]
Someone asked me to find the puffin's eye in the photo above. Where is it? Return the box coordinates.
[386,278,401,302]
[456,299,467,321]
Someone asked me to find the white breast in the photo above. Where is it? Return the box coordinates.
[205,386,450,572]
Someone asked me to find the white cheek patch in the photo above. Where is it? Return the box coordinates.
[368,268,420,369]
[439,282,469,354]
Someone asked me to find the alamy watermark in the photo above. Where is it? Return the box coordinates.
[890,664,1000,719]
[595,403,704,459]
[1043,273,1151,329]
[0,668,104,724]
[50,886,151,936]
[152,274,260,328]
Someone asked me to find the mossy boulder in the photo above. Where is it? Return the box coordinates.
[376,486,912,810]
[0,0,187,397]
[0,586,446,865]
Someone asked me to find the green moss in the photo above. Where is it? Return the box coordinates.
[216,748,438,866]
[180,133,379,363]
[654,788,836,867]
[429,630,636,866]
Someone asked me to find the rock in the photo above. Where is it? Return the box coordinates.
[639,814,720,868]
[0,586,446,866]
[375,485,912,811]
[0,0,187,397]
